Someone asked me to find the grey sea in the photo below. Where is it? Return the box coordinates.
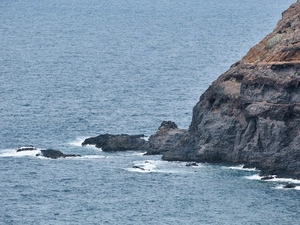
[1,0,299,224]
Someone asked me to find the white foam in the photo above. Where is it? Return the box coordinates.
[68,137,89,147]
[244,174,262,181]
[0,148,41,157]
[80,155,106,159]
[126,160,205,174]
[115,151,147,157]
[274,185,300,190]
[140,136,149,141]
[268,177,300,184]
[227,164,258,171]
[136,151,147,156]
[244,174,300,184]
[127,160,157,172]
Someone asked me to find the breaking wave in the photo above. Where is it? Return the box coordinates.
[0,148,41,158]
[126,159,205,173]
[226,164,258,171]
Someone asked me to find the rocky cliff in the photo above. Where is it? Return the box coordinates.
[162,1,300,179]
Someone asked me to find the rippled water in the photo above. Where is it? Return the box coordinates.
[1,0,299,224]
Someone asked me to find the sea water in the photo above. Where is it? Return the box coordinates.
[1,0,299,224]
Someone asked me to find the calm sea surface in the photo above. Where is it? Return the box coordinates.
[1,0,299,224]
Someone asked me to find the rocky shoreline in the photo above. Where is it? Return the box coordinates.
[83,1,300,179]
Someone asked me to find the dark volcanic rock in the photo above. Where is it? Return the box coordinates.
[36,150,81,159]
[82,134,149,151]
[162,1,300,179]
[81,121,186,155]
[146,121,187,155]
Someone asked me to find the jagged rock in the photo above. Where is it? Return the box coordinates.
[36,150,81,159]
[162,1,300,179]
[82,134,149,151]
[145,121,187,155]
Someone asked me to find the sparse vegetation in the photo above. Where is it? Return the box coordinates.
[265,33,282,50]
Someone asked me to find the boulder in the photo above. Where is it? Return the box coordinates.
[162,1,300,179]
[36,150,81,159]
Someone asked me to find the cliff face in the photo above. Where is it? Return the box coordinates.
[162,1,300,179]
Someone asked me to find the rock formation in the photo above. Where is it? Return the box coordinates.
[82,134,149,151]
[162,1,300,179]
[16,146,81,159]
[145,121,187,155]
[81,121,186,154]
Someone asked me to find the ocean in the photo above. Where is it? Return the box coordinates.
[1,0,299,224]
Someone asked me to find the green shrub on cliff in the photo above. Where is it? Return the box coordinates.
[265,33,282,50]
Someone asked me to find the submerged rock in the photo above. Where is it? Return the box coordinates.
[261,176,276,181]
[161,1,300,179]
[36,150,81,159]
[283,183,296,189]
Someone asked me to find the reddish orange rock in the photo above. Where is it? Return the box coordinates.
[242,0,300,64]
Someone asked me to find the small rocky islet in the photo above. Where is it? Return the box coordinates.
[16,146,81,159]
[82,1,300,180]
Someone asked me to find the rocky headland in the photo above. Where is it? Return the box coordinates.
[162,0,300,179]
[83,1,300,179]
